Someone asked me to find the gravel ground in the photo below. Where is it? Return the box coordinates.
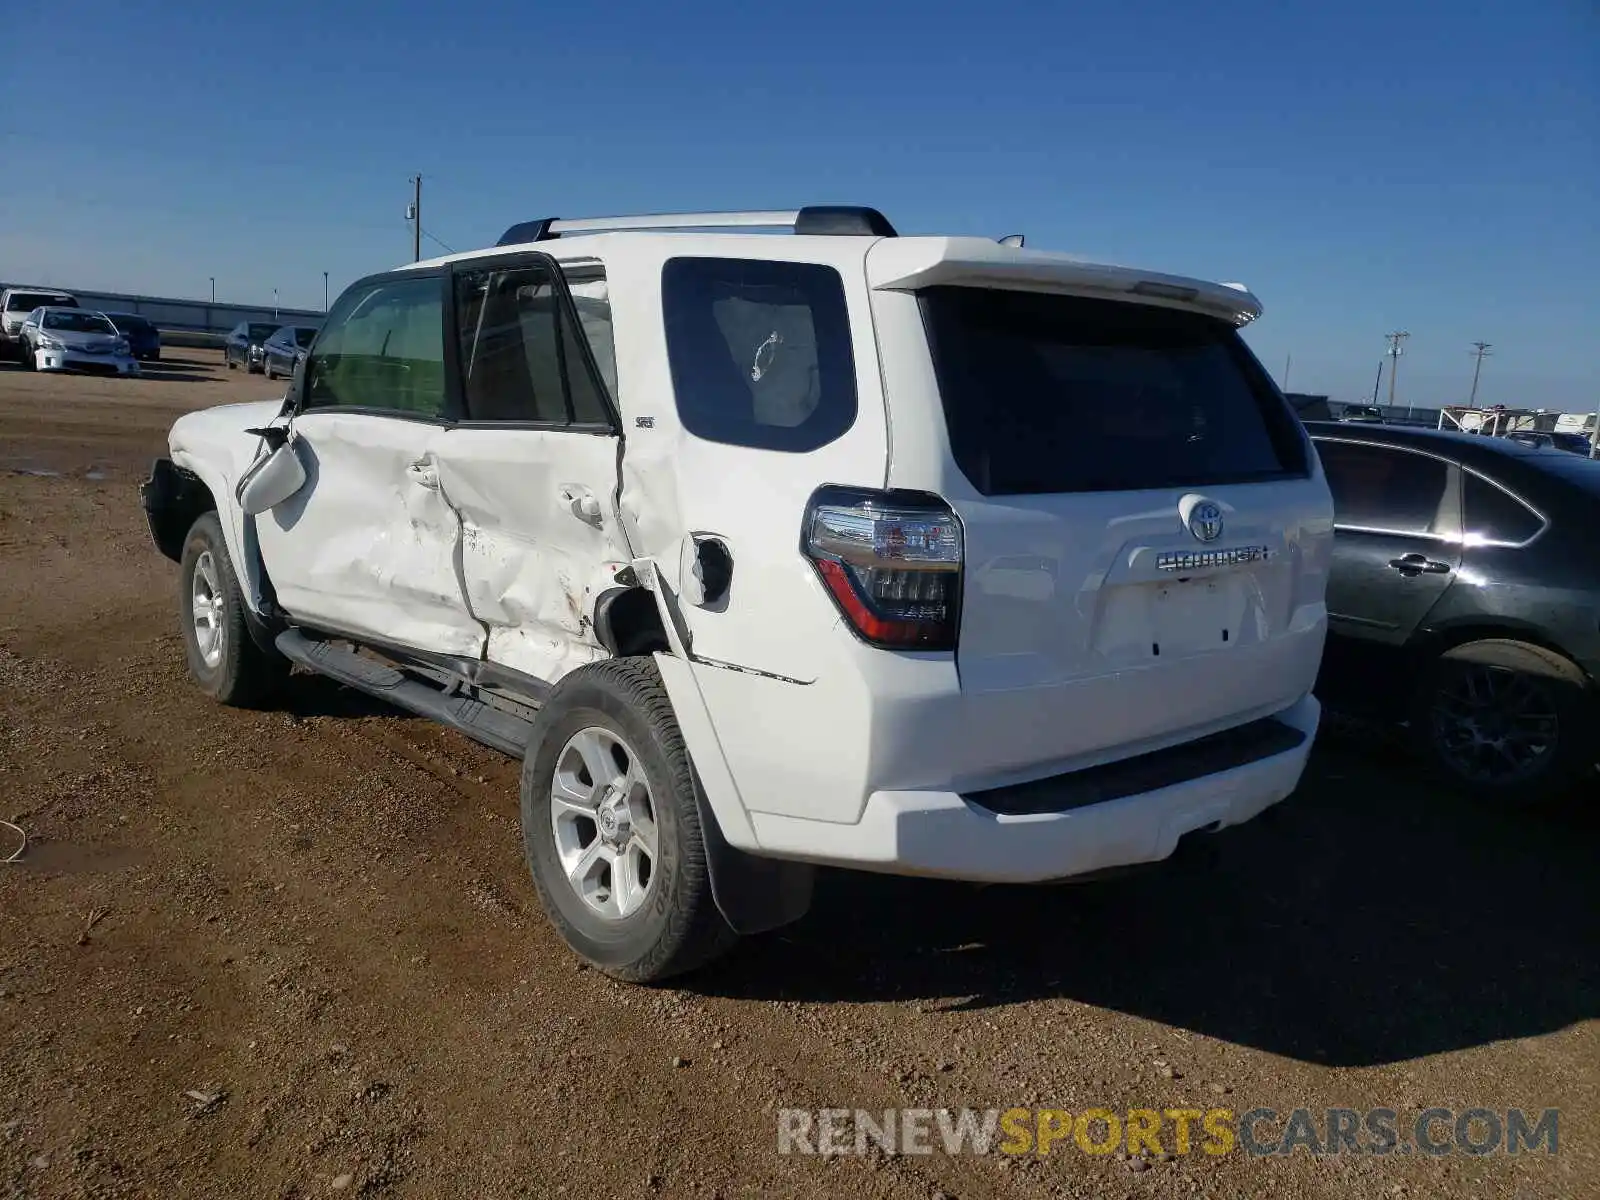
[1,352,1596,1199]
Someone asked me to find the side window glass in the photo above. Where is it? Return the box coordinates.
[304,277,446,417]
[1463,472,1542,545]
[567,276,618,399]
[453,262,611,426]
[1317,441,1452,535]
[661,257,858,452]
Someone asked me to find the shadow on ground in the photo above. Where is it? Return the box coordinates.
[691,728,1600,1068]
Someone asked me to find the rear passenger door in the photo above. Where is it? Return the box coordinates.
[432,252,632,687]
[1315,437,1462,645]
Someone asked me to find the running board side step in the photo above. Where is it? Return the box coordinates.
[275,629,533,757]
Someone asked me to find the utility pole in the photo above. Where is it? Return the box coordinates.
[408,175,422,263]
[323,271,329,313]
[1468,341,1492,406]
[1282,352,1291,391]
[1371,360,1384,405]
[209,277,215,304]
[1384,331,1410,416]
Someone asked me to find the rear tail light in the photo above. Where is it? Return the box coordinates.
[801,486,963,650]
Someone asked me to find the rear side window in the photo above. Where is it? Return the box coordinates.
[662,258,858,452]
[1463,472,1542,545]
[919,288,1306,495]
[452,261,612,426]
[1316,440,1453,536]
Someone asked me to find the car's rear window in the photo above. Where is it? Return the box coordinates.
[293,327,318,348]
[7,292,74,312]
[248,323,280,340]
[662,257,858,453]
[919,287,1308,496]
[107,314,152,330]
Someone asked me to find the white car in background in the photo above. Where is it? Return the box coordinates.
[18,307,141,376]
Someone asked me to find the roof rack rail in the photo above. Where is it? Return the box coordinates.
[495,206,896,246]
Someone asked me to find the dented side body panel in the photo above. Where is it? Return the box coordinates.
[253,411,485,658]
[432,425,632,686]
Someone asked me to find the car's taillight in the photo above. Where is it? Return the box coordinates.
[801,486,963,650]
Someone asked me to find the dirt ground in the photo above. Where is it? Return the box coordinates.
[1,351,1596,1199]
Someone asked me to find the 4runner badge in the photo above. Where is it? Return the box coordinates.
[1186,499,1224,543]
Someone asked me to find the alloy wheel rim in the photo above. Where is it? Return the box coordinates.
[190,551,226,668]
[549,727,659,921]
[1430,662,1557,784]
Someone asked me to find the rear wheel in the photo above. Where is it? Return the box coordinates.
[520,658,736,982]
[1412,638,1595,803]
[225,352,236,370]
[178,512,288,707]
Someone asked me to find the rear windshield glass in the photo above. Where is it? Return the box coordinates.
[248,323,280,340]
[107,314,152,330]
[293,327,318,347]
[662,257,858,453]
[43,311,116,334]
[919,288,1307,495]
[7,292,74,311]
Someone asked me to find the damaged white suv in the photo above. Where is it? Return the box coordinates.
[142,206,1332,981]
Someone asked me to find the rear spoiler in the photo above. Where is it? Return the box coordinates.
[865,237,1262,326]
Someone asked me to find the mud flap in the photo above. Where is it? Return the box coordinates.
[694,783,815,936]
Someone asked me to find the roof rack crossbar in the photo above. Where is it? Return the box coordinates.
[495,206,895,246]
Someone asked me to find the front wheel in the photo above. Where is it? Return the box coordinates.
[520,658,736,982]
[1412,639,1595,803]
[265,360,278,380]
[178,512,288,707]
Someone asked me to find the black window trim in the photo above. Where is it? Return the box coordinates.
[1460,465,1549,551]
[443,249,621,435]
[292,267,460,426]
[1312,435,1465,543]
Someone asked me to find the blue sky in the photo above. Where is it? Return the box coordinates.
[2,0,1595,409]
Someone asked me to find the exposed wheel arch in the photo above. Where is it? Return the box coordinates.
[594,586,670,657]
[1412,622,1593,688]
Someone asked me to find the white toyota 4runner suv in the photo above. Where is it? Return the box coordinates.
[142,207,1333,981]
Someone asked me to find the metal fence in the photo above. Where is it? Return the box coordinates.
[1,282,322,336]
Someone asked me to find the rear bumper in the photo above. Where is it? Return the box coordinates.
[745,693,1318,882]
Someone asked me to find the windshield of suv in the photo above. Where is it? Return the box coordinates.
[248,324,280,341]
[43,311,117,334]
[919,287,1307,495]
[7,292,74,312]
[293,327,318,348]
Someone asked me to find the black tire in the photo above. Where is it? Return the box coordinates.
[1411,638,1596,803]
[178,512,288,707]
[520,657,737,982]
[265,360,278,380]
[225,353,236,370]
[19,340,34,370]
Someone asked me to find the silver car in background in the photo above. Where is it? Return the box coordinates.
[17,307,141,376]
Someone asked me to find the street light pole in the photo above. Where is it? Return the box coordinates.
[323,271,329,313]
[209,277,215,303]
[1468,341,1492,406]
[273,288,279,320]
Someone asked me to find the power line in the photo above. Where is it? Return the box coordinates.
[1468,341,1493,406]
[421,228,456,254]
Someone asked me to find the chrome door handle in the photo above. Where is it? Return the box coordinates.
[406,460,439,489]
[1387,554,1450,575]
